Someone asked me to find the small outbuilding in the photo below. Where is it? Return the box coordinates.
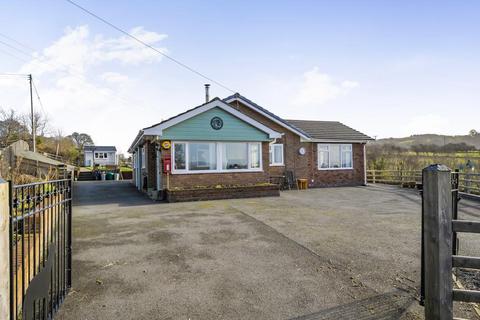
[128,93,373,201]
[83,145,117,166]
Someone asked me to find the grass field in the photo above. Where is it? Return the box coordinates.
[367,151,480,171]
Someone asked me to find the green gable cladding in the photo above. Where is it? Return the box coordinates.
[161,107,270,141]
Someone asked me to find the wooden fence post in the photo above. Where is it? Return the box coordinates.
[0,179,10,320]
[423,164,453,320]
[372,170,376,184]
[465,172,471,194]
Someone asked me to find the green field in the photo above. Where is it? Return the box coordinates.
[367,151,480,171]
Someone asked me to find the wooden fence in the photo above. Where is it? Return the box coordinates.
[421,165,480,319]
[367,169,480,199]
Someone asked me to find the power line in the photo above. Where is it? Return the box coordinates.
[0,36,150,108]
[32,80,46,114]
[0,31,36,52]
[0,72,29,77]
[0,46,32,64]
[0,37,85,75]
[64,0,236,93]
[0,38,32,58]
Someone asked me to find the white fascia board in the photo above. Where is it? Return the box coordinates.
[143,99,281,139]
[128,130,144,153]
[224,97,311,140]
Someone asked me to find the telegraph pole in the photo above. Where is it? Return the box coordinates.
[28,74,36,152]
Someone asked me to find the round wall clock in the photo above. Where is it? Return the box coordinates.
[298,147,306,155]
[210,116,223,130]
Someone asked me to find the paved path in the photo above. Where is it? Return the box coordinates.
[55,182,479,320]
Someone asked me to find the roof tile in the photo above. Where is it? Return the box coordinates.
[285,120,373,141]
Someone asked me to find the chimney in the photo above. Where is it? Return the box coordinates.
[205,84,210,103]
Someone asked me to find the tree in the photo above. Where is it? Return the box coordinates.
[69,132,94,150]
[21,111,50,137]
[469,129,478,136]
[0,108,30,147]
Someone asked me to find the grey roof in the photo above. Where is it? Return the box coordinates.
[285,120,373,141]
[84,145,117,152]
[223,93,311,138]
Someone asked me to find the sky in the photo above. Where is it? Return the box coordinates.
[0,1,479,154]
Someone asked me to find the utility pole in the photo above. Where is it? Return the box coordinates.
[28,74,36,152]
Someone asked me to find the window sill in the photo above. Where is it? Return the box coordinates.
[269,164,285,167]
[317,167,353,171]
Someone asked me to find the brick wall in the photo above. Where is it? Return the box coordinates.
[140,141,158,190]
[146,142,157,189]
[311,143,365,187]
[143,100,366,194]
[229,100,366,187]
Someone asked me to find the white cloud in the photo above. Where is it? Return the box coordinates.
[340,80,359,89]
[101,72,129,83]
[292,67,359,106]
[0,25,169,154]
[404,113,450,135]
[19,25,168,77]
[93,27,168,65]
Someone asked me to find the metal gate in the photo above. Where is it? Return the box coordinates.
[9,179,72,320]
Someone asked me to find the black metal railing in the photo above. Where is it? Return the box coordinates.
[9,179,72,320]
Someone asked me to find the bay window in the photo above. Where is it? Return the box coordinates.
[269,144,284,166]
[317,144,353,169]
[172,141,262,173]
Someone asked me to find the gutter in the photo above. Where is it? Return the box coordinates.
[128,130,144,153]
[300,138,372,144]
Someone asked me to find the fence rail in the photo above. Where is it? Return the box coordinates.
[367,169,480,198]
[9,178,72,320]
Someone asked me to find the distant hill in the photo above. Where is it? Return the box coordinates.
[375,133,480,149]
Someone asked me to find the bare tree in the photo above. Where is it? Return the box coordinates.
[22,111,50,137]
[0,108,30,147]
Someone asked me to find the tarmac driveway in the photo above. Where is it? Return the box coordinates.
[56,181,480,320]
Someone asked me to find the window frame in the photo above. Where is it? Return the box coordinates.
[171,141,263,174]
[269,144,284,166]
[317,143,353,170]
[141,146,146,169]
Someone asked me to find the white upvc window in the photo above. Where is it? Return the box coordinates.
[141,146,146,169]
[95,152,108,159]
[317,144,353,170]
[269,144,284,166]
[172,141,262,174]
